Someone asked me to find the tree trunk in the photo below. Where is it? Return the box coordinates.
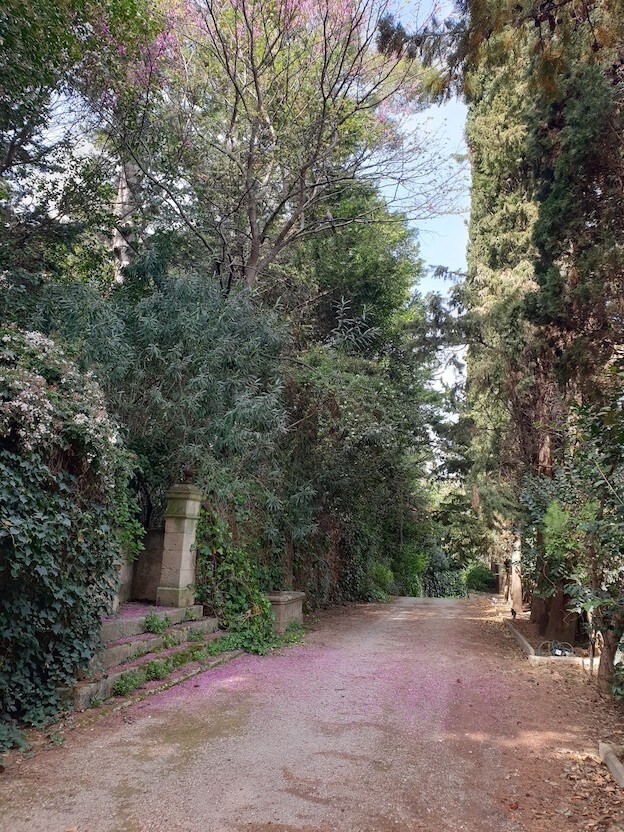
[543,581,577,644]
[112,161,138,283]
[597,613,624,696]
[531,532,550,634]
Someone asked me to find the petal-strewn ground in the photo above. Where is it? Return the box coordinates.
[2,597,623,831]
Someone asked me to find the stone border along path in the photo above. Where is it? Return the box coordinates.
[2,596,624,832]
[599,742,624,788]
[504,619,598,671]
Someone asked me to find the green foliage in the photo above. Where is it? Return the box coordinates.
[431,487,492,566]
[543,501,577,565]
[301,187,422,346]
[143,613,170,635]
[392,542,426,597]
[143,659,169,681]
[368,561,395,602]
[280,338,437,607]
[111,670,146,697]
[423,569,467,599]
[464,562,497,592]
[611,662,624,702]
[22,274,287,522]
[196,515,275,654]
[522,401,624,636]
[0,327,139,748]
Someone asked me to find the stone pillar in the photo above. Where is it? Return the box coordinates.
[156,484,202,608]
[510,529,523,614]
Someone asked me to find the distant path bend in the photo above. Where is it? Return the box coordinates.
[1,596,621,831]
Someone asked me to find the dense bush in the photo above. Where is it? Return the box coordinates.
[367,561,395,601]
[422,569,467,598]
[393,540,427,597]
[0,327,138,747]
[282,347,434,607]
[464,562,497,592]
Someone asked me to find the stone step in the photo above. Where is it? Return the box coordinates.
[73,649,245,725]
[60,632,226,711]
[91,617,219,672]
[100,603,204,643]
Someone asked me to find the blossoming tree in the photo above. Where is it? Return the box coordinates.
[87,0,459,288]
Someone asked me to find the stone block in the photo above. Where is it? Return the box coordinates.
[100,604,203,643]
[133,529,165,602]
[156,585,196,608]
[164,516,198,537]
[165,484,202,518]
[118,559,134,604]
[155,483,202,608]
[266,591,305,634]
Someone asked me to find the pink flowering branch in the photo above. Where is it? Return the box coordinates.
[87,0,461,288]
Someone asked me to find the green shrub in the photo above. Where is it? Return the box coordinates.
[367,560,394,601]
[197,516,275,653]
[143,659,169,681]
[464,562,497,592]
[111,670,146,697]
[393,544,427,597]
[612,662,624,701]
[422,569,467,598]
[401,572,423,597]
[0,327,139,747]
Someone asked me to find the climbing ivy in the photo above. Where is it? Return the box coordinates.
[195,512,276,654]
[0,327,139,749]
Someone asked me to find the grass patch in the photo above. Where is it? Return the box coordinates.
[143,612,171,635]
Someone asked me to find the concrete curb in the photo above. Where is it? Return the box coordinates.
[599,742,624,787]
[504,619,535,656]
[504,620,596,672]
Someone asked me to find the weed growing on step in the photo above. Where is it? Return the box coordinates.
[187,629,206,642]
[143,660,169,681]
[111,670,145,697]
[160,633,178,649]
[110,625,305,700]
[111,642,219,696]
[144,613,171,635]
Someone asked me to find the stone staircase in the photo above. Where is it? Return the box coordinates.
[59,603,238,711]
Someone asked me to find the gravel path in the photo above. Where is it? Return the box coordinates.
[1,596,623,831]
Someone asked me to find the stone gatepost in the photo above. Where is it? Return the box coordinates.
[156,483,202,608]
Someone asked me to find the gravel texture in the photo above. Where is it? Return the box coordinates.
[1,596,623,831]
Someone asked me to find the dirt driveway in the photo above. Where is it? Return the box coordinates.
[1,596,623,832]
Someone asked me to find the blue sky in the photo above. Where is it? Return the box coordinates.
[411,97,469,296]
